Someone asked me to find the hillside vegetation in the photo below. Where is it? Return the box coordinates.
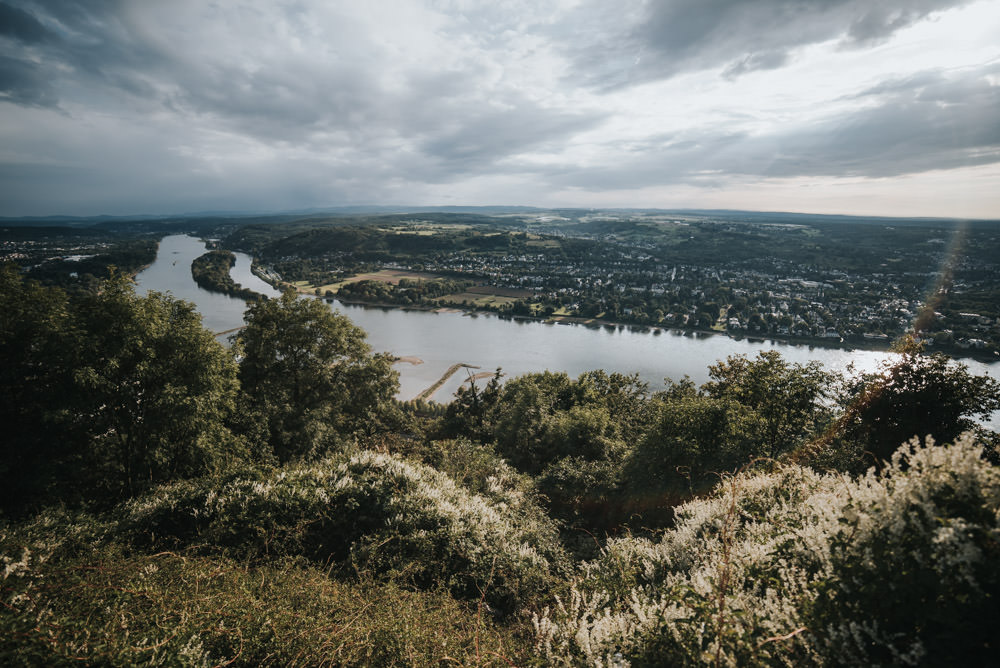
[2,263,999,666]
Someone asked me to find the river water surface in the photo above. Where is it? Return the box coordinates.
[136,235,999,426]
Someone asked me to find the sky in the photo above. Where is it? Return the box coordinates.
[1,0,998,219]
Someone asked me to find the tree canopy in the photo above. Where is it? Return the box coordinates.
[71,274,242,497]
[832,342,1000,469]
[1,267,242,510]
[235,290,399,461]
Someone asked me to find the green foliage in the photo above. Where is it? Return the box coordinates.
[469,370,648,474]
[71,274,243,499]
[23,238,157,288]
[833,345,1000,469]
[440,370,656,538]
[338,276,471,305]
[703,351,835,458]
[5,244,1000,665]
[537,456,623,537]
[190,248,264,300]
[534,433,1000,667]
[399,396,448,418]
[235,291,400,461]
[0,267,242,511]
[119,450,567,615]
[625,395,761,492]
[0,265,75,512]
[439,368,505,443]
[480,371,575,472]
[621,353,836,525]
[808,436,1000,666]
[415,438,536,505]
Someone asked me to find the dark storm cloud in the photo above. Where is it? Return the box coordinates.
[0,1,602,160]
[0,2,59,107]
[0,1,609,213]
[0,1,51,42]
[569,0,975,88]
[0,54,57,106]
[419,103,601,171]
[0,0,995,216]
[0,1,172,109]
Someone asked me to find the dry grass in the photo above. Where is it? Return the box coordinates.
[465,285,534,298]
[293,270,443,295]
[1,547,533,666]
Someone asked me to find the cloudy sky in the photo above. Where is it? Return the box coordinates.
[1,0,998,218]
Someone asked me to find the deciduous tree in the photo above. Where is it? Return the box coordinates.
[71,274,242,497]
[835,341,1000,467]
[703,351,835,458]
[236,291,398,460]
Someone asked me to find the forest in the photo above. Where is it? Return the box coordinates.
[2,261,1000,665]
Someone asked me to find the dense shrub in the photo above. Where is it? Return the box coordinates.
[442,370,649,474]
[414,438,541,510]
[830,346,1000,471]
[533,433,1000,666]
[118,450,568,615]
[537,456,624,534]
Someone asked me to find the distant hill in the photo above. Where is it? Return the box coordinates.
[2,206,996,230]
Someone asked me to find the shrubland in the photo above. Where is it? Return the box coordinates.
[2,263,999,666]
[534,434,1000,666]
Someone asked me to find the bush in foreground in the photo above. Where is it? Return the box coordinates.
[119,449,568,615]
[533,433,1000,666]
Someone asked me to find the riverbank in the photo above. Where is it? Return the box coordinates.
[266,278,998,363]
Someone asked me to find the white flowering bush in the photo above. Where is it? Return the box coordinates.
[119,450,567,614]
[533,433,1000,666]
[809,434,1000,666]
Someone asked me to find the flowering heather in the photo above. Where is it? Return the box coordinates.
[533,433,1000,666]
[119,449,568,614]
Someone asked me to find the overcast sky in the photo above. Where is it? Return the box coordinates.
[1,0,998,218]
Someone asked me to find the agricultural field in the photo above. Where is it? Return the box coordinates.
[436,284,533,308]
[436,291,518,308]
[333,269,442,290]
[289,269,443,295]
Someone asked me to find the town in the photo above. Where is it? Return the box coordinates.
[220,210,1000,356]
[3,208,998,356]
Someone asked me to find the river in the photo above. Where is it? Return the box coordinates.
[136,235,1000,426]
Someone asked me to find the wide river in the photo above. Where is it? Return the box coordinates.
[137,235,999,425]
